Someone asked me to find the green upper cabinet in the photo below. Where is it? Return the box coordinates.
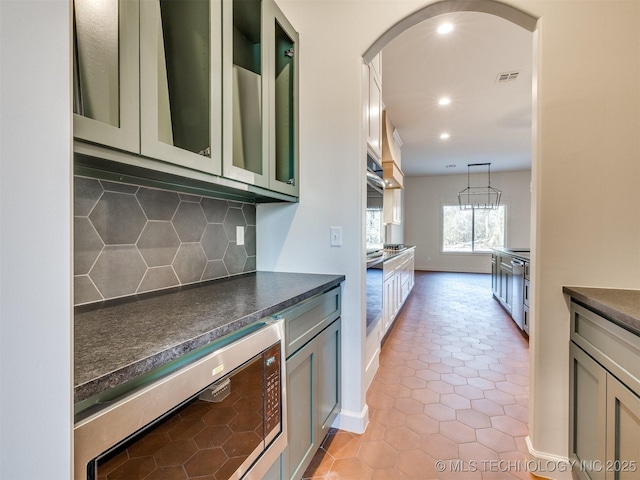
[74,0,222,175]
[73,0,140,153]
[139,0,222,175]
[222,0,299,197]
[73,0,298,201]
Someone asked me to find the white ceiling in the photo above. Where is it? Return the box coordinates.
[381,11,533,177]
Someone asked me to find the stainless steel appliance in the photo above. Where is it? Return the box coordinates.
[74,319,286,480]
[511,258,525,330]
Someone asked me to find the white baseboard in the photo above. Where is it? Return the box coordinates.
[525,436,575,480]
[331,404,369,434]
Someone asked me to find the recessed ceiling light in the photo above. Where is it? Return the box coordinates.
[438,97,451,106]
[440,133,450,140]
[437,23,454,35]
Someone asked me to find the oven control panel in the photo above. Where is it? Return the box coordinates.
[263,342,281,434]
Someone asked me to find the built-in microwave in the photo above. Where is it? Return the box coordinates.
[74,319,286,480]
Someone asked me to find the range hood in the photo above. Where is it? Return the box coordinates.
[381,110,404,189]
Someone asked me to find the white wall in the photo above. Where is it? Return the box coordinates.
[263,0,640,474]
[405,170,531,273]
[0,1,72,479]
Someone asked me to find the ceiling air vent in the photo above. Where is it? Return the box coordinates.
[496,71,519,83]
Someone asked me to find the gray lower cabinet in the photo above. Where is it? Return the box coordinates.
[570,343,607,480]
[606,374,640,480]
[265,286,342,480]
[569,303,640,480]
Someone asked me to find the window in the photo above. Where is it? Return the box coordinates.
[442,205,505,252]
[366,208,384,245]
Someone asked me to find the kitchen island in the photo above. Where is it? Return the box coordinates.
[74,271,344,404]
[491,248,530,333]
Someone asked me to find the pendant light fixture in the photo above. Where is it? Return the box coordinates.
[458,163,502,210]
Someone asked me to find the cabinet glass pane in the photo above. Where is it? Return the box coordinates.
[157,0,211,156]
[274,21,295,185]
[232,0,263,174]
[73,0,120,127]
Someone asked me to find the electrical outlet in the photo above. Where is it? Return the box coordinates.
[236,226,245,245]
[330,226,342,247]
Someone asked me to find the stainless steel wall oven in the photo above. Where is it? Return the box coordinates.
[74,319,286,480]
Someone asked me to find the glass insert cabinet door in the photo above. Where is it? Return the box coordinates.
[74,0,222,175]
[222,0,299,196]
[73,0,140,153]
[267,0,299,196]
[140,0,222,175]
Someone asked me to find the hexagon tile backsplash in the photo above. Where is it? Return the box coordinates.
[74,176,257,306]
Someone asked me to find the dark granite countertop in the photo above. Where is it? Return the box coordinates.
[74,271,344,403]
[563,286,640,337]
[492,247,530,261]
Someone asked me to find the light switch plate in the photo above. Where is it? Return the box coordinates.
[330,226,342,247]
[236,226,245,245]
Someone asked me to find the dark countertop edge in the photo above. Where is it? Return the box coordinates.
[492,248,530,261]
[563,286,640,337]
[74,274,345,402]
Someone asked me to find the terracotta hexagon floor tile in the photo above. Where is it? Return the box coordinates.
[441,357,466,367]
[456,408,492,429]
[367,390,396,410]
[379,383,412,399]
[440,393,472,410]
[394,397,426,415]
[397,449,438,479]
[495,381,528,396]
[418,353,443,363]
[470,398,505,417]
[329,457,373,479]
[383,426,421,451]
[465,360,491,371]
[405,413,440,436]
[453,366,480,378]
[361,421,386,443]
[476,428,517,453]
[411,388,440,405]
[373,408,407,428]
[454,384,485,400]
[489,363,517,375]
[371,467,413,479]
[424,403,457,422]
[505,373,529,386]
[426,380,455,395]
[478,370,508,382]
[458,441,500,464]
[439,420,477,443]
[321,431,362,459]
[440,373,468,386]
[504,404,529,423]
[303,272,532,480]
[302,447,335,478]
[415,369,441,382]
[431,349,454,358]
[484,389,517,406]
[400,375,428,390]
[404,359,431,370]
[420,433,459,460]
[467,377,496,391]
[452,352,477,362]
[359,440,398,469]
